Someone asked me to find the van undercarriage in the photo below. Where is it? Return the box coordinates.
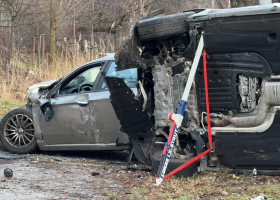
[105,4,280,175]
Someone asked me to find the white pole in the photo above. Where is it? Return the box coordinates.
[182,33,204,102]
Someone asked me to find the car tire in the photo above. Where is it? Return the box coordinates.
[0,140,7,151]
[0,107,37,154]
[131,139,152,165]
[152,149,198,177]
[137,12,194,41]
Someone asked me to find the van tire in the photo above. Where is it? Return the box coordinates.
[137,12,194,41]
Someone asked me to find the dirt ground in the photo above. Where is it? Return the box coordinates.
[0,151,150,200]
[1,150,280,200]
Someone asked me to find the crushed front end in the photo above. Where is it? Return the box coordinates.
[106,4,280,175]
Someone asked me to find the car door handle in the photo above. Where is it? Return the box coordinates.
[77,101,88,106]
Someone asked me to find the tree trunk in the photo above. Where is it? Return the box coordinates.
[49,0,56,65]
[5,4,14,73]
[230,0,258,8]
[216,0,224,8]
[198,0,202,8]
[5,21,13,72]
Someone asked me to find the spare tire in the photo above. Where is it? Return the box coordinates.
[137,12,194,41]
[152,149,198,177]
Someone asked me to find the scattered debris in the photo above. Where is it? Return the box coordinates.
[91,172,100,176]
[137,165,151,171]
[52,158,63,162]
[204,176,217,181]
[0,149,26,159]
[251,196,267,200]
[4,168,13,178]
[195,194,201,200]
[221,191,228,196]
[252,168,258,176]
[115,164,151,172]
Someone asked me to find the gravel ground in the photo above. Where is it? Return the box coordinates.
[0,151,151,200]
[1,150,280,199]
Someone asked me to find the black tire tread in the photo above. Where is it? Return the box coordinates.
[152,149,198,177]
[137,12,194,41]
[131,139,152,165]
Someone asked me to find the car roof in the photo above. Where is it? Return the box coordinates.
[82,53,115,66]
[68,53,116,77]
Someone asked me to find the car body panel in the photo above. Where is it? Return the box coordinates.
[29,54,136,151]
[27,80,57,103]
[37,140,128,151]
[39,93,93,144]
[188,4,280,22]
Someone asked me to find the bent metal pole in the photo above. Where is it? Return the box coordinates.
[163,48,213,180]
[155,33,205,186]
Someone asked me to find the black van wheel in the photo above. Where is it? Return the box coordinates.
[137,12,194,41]
[151,149,198,177]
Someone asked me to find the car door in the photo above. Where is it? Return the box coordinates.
[38,62,105,145]
[92,61,138,144]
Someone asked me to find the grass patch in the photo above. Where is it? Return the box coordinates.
[0,48,104,102]
[0,100,26,118]
[128,170,280,199]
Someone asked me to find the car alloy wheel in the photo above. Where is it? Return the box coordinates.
[4,114,35,148]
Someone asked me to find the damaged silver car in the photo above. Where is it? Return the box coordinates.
[0,54,138,154]
[104,4,280,176]
[2,4,280,177]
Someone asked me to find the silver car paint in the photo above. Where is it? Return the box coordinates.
[27,80,56,103]
[30,54,135,151]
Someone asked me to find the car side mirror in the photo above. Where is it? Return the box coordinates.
[40,99,54,121]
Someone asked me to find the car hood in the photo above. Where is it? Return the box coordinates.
[28,80,56,90]
[27,80,56,103]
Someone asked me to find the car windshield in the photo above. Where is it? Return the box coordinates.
[102,62,137,90]
[60,66,101,95]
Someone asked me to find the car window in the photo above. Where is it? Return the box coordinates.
[101,62,137,90]
[59,66,101,95]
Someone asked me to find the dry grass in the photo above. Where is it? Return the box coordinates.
[0,100,25,118]
[0,49,96,102]
[129,170,280,199]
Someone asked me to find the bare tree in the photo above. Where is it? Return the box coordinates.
[140,0,153,16]
[1,0,33,72]
[231,0,258,7]
[38,0,88,65]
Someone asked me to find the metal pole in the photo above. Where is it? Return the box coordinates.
[42,34,45,66]
[182,35,204,101]
[155,33,205,186]
[38,35,41,66]
[33,35,36,67]
[87,41,92,61]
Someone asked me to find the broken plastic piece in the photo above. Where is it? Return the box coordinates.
[252,168,257,176]
[91,172,100,176]
[168,113,183,127]
[251,196,267,200]
[155,142,171,146]
[0,149,26,159]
